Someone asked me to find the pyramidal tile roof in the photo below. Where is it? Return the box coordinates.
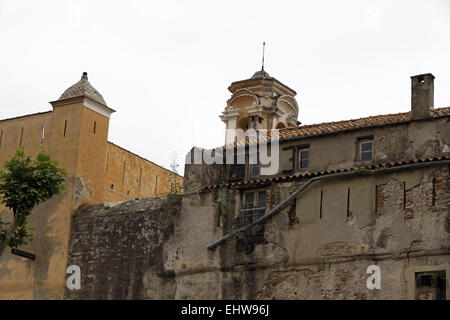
[58,72,107,106]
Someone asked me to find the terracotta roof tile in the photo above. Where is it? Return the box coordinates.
[226,107,450,148]
[202,155,450,191]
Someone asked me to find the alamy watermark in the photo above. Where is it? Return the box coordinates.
[66,265,81,290]
[366,265,381,290]
[65,264,381,291]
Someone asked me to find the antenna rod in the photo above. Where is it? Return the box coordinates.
[262,42,265,71]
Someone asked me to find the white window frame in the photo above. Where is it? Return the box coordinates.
[358,138,373,162]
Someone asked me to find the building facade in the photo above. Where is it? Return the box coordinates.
[64,70,449,300]
[0,73,182,299]
[1,69,449,300]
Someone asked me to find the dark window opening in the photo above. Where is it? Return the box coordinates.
[403,181,406,210]
[320,190,324,219]
[432,178,436,206]
[298,148,309,169]
[249,164,260,177]
[248,151,260,178]
[63,120,67,137]
[237,191,267,245]
[415,271,446,300]
[0,130,3,150]
[346,187,350,217]
[111,184,114,189]
[93,121,96,134]
[229,153,245,181]
[358,137,373,162]
[19,127,23,147]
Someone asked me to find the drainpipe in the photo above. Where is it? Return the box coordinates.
[206,159,450,250]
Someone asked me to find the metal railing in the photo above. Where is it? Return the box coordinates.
[237,207,266,240]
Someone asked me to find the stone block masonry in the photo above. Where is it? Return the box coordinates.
[65,197,176,299]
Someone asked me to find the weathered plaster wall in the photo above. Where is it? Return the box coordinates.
[0,101,85,299]
[0,111,52,161]
[0,101,182,299]
[164,165,449,300]
[278,117,450,175]
[75,106,110,206]
[0,111,54,298]
[63,164,449,300]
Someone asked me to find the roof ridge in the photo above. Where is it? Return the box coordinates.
[0,110,52,123]
[280,106,450,132]
[203,155,450,190]
[107,141,183,178]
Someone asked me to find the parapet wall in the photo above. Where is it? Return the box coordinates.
[65,197,176,299]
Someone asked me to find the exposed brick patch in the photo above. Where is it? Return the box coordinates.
[287,199,298,227]
[423,167,448,210]
[375,185,384,216]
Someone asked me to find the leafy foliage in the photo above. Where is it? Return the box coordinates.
[0,149,66,254]
[162,152,183,215]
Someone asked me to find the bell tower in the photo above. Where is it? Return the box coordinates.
[220,68,299,144]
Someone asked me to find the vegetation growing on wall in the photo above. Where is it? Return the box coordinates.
[0,149,66,257]
[162,153,183,215]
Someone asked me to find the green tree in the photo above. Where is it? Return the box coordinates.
[0,149,66,257]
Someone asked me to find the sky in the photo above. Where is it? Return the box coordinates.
[0,0,449,175]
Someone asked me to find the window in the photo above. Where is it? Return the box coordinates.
[41,123,45,142]
[19,127,23,147]
[238,190,267,242]
[298,148,309,169]
[249,164,260,177]
[229,153,245,181]
[319,190,324,219]
[283,144,309,173]
[358,137,373,161]
[415,271,446,300]
[248,151,260,178]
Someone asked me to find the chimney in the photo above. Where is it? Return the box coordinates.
[411,73,434,120]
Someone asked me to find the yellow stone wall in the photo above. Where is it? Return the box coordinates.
[0,112,53,299]
[0,97,182,299]
[0,102,84,299]
[75,106,110,206]
[0,111,52,161]
[104,142,183,203]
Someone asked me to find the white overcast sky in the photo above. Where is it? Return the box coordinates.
[1,0,449,175]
